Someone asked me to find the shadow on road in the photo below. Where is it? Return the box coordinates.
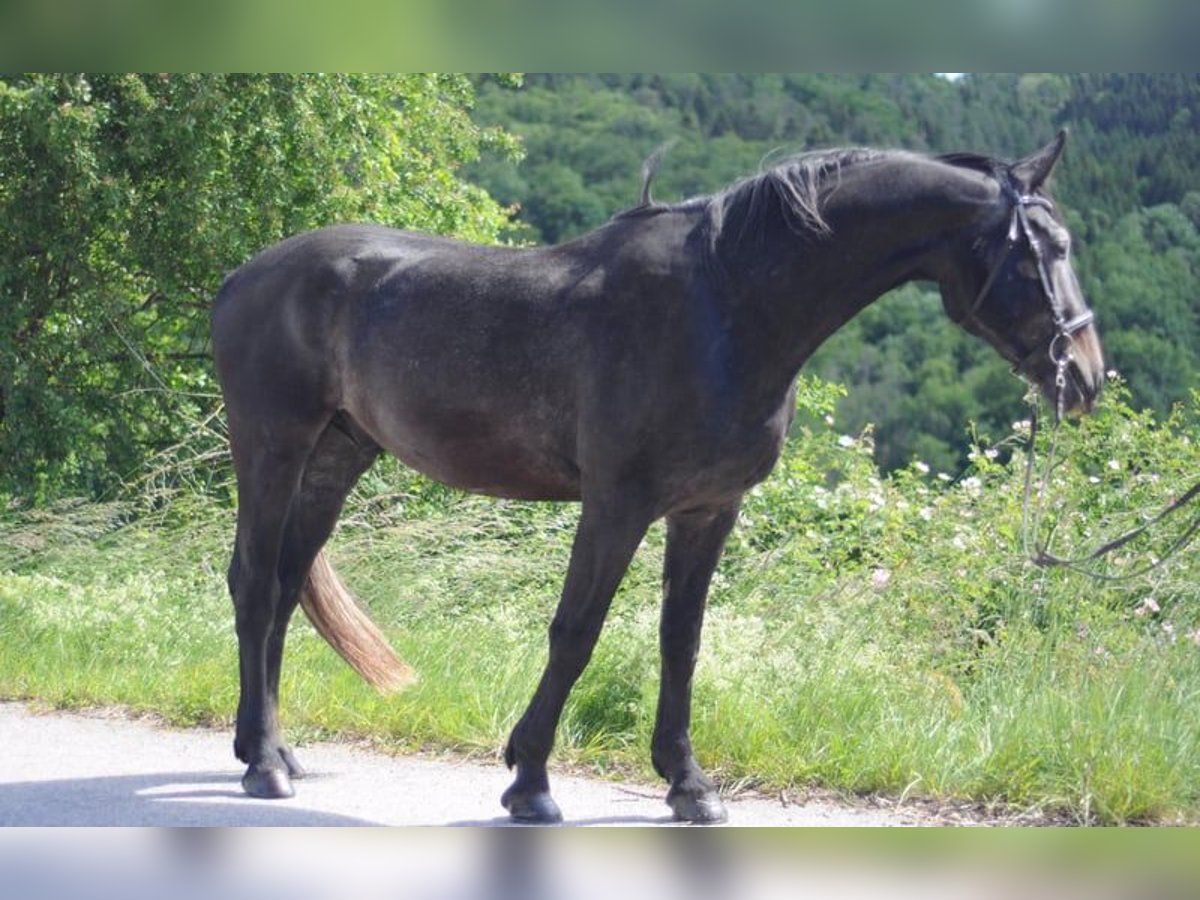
[0,771,378,826]
[447,813,676,827]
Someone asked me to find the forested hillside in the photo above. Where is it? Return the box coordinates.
[470,74,1200,472]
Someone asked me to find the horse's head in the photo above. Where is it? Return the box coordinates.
[940,131,1104,416]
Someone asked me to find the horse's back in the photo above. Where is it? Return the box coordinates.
[211,224,588,499]
[212,225,520,402]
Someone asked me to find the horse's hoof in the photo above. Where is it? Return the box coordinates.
[501,787,563,824]
[242,765,295,799]
[668,790,728,825]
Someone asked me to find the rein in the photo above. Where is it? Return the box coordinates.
[1021,392,1200,581]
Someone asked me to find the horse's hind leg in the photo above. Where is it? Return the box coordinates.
[227,417,321,799]
[262,418,380,784]
[652,502,739,824]
[229,414,380,799]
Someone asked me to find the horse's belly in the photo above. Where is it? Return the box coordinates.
[393,441,581,501]
[342,336,580,500]
[369,411,581,502]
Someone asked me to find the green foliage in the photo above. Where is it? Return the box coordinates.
[805,284,1025,474]
[474,74,1198,244]
[1085,203,1200,415]
[0,74,518,502]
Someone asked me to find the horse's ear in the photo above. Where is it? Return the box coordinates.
[1011,129,1067,192]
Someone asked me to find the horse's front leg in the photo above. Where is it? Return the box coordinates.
[502,495,652,824]
[652,501,740,824]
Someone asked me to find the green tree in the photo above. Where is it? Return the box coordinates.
[0,74,518,502]
[1086,203,1200,414]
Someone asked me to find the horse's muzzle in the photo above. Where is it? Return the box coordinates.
[1051,333,1105,417]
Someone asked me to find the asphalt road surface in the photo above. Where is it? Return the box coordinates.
[0,701,935,826]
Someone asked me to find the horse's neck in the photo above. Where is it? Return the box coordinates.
[720,157,998,400]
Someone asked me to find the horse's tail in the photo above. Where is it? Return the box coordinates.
[299,550,416,692]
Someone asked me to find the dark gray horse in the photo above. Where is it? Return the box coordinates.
[211,132,1104,824]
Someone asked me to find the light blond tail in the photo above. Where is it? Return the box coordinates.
[299,550,416,692]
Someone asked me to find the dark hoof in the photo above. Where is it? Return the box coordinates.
[668,789,728,824]
[501,786,563,824]
[242,765,295,799]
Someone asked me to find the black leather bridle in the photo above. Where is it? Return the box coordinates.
[958,180,1095,410]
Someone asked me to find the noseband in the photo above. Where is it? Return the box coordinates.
[960,180,1094,408]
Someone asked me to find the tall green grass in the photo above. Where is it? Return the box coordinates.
[2,377,1199,823]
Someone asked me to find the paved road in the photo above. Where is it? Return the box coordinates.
[0,701,932,826]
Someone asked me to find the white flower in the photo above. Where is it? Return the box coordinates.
[872,568,891,590]
[961,476,982,494]
[1107,459,1121,471]
[1135,597,1160,617]
[937,472,952,482]
[919,507,933,521]
[837,434,856,448]
[1088,476,1101,484]
[984,448,999,460]
[914,461,930,474]
[824,414,835,426]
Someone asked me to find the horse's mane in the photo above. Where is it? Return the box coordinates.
[616,146,1010,252]
[617,147,899,244]
[705,148,889,241]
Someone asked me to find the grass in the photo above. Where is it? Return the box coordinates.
[3,381,1200,824]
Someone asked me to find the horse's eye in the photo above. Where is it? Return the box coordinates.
[1017,259,1040,280]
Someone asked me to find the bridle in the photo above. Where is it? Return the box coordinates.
[958,178,1095,422]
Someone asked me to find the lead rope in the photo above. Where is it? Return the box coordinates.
[1022,362,1200,582]
[1020,348,1067,566]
